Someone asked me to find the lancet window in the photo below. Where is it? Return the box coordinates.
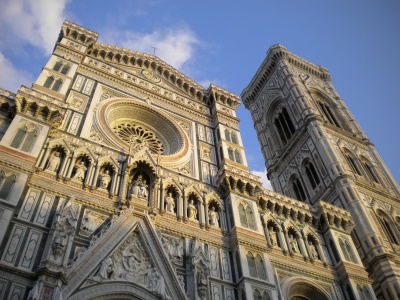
[43,76,63,92]
[53,61,71,75]
[304,161,320,189]
[0,171,16,200]
[239,203,256,230]
[274,107,295,146]
[290,176,307,202]
[246,252,266,279]
[317,101,341,127]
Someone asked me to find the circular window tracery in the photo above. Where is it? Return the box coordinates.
[112,122,164,154]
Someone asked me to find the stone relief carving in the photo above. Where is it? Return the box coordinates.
[208,207,219,227]
[79,209,107,236]
[72,161,87,181]
[51,197,79,260]
[289,234,300,254]
[190,239,210,300]
[164,193,175,213]
[99,170,111,190]
[91,231,167,298]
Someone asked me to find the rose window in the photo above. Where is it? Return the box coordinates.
[112,122,164,154]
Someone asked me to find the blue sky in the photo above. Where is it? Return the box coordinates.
[0,0,399,188]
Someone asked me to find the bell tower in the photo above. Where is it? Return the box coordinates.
[242,45,400,299]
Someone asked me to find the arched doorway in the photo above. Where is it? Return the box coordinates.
[66,282,162,300]
[281,277,333,300]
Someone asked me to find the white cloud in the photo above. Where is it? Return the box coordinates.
[103,26,199,70]
[251,169,273,190]
[0,52,34,92]
[0,0,69,54]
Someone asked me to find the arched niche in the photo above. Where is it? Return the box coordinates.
[281,277,333,300]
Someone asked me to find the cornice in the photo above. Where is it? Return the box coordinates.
[241,44,331,107]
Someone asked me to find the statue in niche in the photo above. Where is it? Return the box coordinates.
[131,175,148,199]
[269,227,277,246]
[164,192,175,213]
[289,234,300,254]
[208,206,219,227]
[46,151,61,172]
[99,170,111,189]
[309,241,318,260]
[72,160,87,181]
[188,200,197,220]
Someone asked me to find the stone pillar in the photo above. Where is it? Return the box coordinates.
[183,190,187,221]
[59,152,69,177]
[91,163,100,188]
[84,163,93,187]
[40,147,51,169]
[110,170,117,195]
[66,155,77,178]
[160,180,165,212]
[199,200,205,226]
[220,209,227,231]
[204,199,209,227]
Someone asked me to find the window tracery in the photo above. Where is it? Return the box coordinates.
[112,122,164,155]
[0,171,16,200]
[246,252,266,279]
[274,107,295,146]
[10,124,37,152]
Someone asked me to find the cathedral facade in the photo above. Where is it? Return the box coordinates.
[0,21,398,300]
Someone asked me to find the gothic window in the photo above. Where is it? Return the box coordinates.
[53,61,71,75]
[234,150,242,164]
[247,252,257,277]
[255,254,267,279]
[231,132,238,144]
[228,147,234,161]
[377,211,399,245]
[253,290,262,300]
[361,159,379,183]
[274,107,295,146]
[0,172,16,200]
[339,238,357,262]
[263,292,271,300]
[317,101,341,127]
[10,126,37,152]
[43,76,55,88]
[304,161,320,189]
[239,204,248,227]
[246,206,256,230]
[225,129,231,142]
[43,76,63,92]
[291,176,307,202]
[344,152,361,175]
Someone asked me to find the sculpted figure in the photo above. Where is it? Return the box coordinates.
[164,192,175,213]
[148,268,166,297]
[171,239,183,259]
[208,206,219,227]
[269,227,277,246]
[289,234,300,253]
[188,200,197,220]
[72,161,87,181]
[96,257,114,280]
[100,170,111,189]
[309,241,318,260]
[131,175,148,198]
[47,151,61,172]
[81,210,97,232]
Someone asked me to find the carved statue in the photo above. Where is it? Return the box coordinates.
[309,241,318,260]
[289,234,300,254]
[148,268,166,297]
[95,257,114,280]
[197,269,209,300]
[46,151,61,172]
[131,175,148,198]
[208,206,219,227]
[188,200,197,220]
[171,239,183,259]
[72,161,87,181]
[100,170,111,189]
[164,192,175,213]
[269,227,277,246]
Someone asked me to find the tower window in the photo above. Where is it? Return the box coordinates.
[362,162,379,183]
[234,150,242,164]
[345,154,361,175]
[317,101,341,127]
[43,76,63,92]
[228,147,234,161]
[224,129,231,142]
[274,107,295,146]
[305,162,320,189]
[292,177,307,202]
[231,132,238,144]
[0,172,16,200]
[53,61,71,75]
